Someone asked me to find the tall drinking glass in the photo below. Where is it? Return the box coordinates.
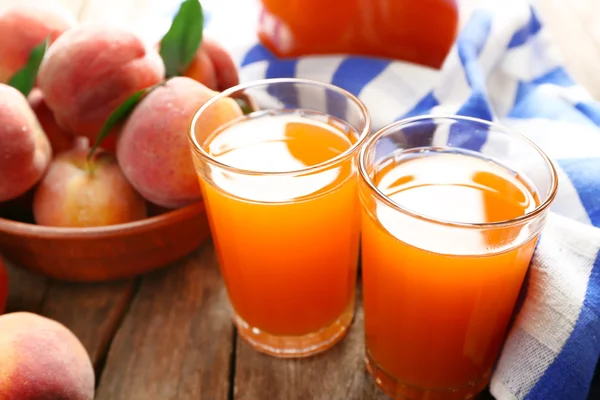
[358,115,558,399]
[189,78,371,358]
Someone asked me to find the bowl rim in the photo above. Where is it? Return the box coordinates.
[0,201,205,239]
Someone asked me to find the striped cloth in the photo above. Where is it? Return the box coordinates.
[149,0,600,398]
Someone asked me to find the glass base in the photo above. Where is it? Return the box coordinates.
[234,299,355,358]
[365,351,489,400]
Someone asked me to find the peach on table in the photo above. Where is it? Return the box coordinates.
[0,312,94,400]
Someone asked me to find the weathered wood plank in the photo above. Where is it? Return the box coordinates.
[233,287,388,400]
[4,260,48,314]
[39,278,136,369]
[3,257,136,385]
[96,242,233,400]
[231,283,501,400]
[4,255,137,368]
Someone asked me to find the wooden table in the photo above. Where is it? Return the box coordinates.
[4,239,600,399]
[5,241,391,400]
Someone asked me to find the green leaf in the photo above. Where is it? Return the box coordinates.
[87,82,164,161]
[235,98,255,115]
[8,37,49,97]
[159,0,204,78]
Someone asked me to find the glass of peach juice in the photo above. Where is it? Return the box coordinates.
[358,115,558,399]
[188,78,371,358]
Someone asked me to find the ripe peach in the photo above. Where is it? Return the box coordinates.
[0,3,76,83]
[0,258,7,314]
[0,83,52,203]
[185,45,217,90]
[28,89,118,154]
[184,38,239,91]
[117,77,243,208]
[33,138,147,227]
[28,88,74,155]
[38,25,165,143]
[0,312,94,400]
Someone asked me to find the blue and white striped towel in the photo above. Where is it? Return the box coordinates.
[148,0,600,398]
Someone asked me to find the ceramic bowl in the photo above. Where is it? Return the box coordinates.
[0,198,209,282]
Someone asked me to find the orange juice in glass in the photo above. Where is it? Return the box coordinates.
[189,78,371,357]
[358,116,558,399]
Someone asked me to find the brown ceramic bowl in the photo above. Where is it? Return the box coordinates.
[0,198,210,282]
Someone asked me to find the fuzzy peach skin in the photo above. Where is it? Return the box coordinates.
[33,139,147,227]
[29,87,119,155]
[28,88,74,155]
[0,258,7,315]
[37,25,165,143]
[0,312,94,400]
[117,76,243,209]
[185,44,217,90]
[184,38,240,92]
[0,84,52,203]
[0,3,76,84]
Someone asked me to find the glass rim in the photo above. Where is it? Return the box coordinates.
[189,78,372,177]
[358,114,559,229]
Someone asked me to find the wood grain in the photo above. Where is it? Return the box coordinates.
[40,278,136,368]
[233,287,388,400]
[95,242,234,400]
[232,283,497,400]
[4,260,48,314]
